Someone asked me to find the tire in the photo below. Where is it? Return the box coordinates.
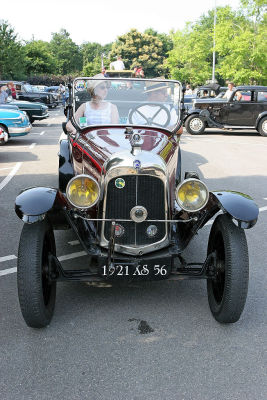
[0,124,9,145]
[26,113,34,124]
[185,114,206,135]
[207,214,249,323]
[17,219,57,328]
[257,117,267,137]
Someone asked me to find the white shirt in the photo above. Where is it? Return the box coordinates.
[224,88,235,100]
[84,102,112,125]
[110,60,125,71]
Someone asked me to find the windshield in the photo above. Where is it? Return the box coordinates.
[72,77,182,132]
[24,84,33,92]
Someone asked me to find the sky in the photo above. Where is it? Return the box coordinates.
[1,0,242,45]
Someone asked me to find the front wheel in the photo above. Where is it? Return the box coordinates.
[185,114,206,135]
[257,117,267,137]
[207,214,249,323]
[17,219,57,328]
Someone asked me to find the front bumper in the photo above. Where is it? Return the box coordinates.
[8,125,32,134]
[31,112,49,120]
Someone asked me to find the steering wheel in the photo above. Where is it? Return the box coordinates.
[128,103,171,128]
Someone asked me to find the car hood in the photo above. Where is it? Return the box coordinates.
[74,127,178,174]
[9,100,44,109]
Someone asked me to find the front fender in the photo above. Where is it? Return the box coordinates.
[256,111,267,129]
[211,191,259,228]
[15,187,68,225]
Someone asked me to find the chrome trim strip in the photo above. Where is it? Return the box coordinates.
[8,126,31,134]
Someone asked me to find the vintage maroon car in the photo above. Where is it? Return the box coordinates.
[15,77,259,327]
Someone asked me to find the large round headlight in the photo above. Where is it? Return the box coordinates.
[176,178,209,212]
[66,175,100,208]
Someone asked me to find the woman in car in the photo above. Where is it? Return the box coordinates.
[67,74,119,133]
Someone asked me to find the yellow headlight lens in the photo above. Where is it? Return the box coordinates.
[176,179,209,212]
[66,175,100,208]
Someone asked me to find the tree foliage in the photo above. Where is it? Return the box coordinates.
[167,2,267,85]
[50,29,82,75]
[109,29,168,77]
[0,20,26,79]
[24,40,56,76]
[0,0,266,85]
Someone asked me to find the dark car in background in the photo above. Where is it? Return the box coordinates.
[0,99,49,123]
[0,81,55,108]
[184,85,267,136]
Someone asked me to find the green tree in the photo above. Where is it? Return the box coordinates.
[50,29,82,74]
[80,41,112,75]
[24,40,56,76]
[0,20,26,79]
[215,4,267,84]
[167,20,213,86]
[109,29,167,77]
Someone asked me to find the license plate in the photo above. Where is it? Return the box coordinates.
[102,264,168,277]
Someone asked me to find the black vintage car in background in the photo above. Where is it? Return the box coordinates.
[0,81,55,108]
[15,77,259,328]
[184,85,267,136]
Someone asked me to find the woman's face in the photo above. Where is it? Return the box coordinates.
[94,83,108,99]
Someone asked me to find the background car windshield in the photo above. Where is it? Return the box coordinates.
[73,78,181,131]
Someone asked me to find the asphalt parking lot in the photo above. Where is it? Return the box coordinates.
[0,108,266,400]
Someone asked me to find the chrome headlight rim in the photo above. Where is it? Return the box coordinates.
[176,178,209,212]
[66,174,100,209]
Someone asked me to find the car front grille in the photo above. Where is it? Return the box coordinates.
[103,175,166,246]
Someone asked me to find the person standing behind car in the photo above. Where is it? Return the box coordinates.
[7,82,16,99]
[223,82,242,101]
[0,85,8,103]
[110,56,125,71]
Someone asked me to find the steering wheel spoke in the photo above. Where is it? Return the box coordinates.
[129,103,171,128]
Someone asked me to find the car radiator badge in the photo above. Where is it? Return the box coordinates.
[115,178,125,189]
[133,160,141,169]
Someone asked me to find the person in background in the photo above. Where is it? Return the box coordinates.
[134,65,145,78]
[129,78,183,134]
[223,82,242,101]
[7,82,16,99]
[0,85,8,104]
[110,56,125,71]
[185,84,193,95]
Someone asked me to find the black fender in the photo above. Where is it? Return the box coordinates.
[211,191,259,228]
[15,187,69,227]
[255,111,267,130]
[59,139,74,192]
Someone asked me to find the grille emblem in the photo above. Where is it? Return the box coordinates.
[130,206,148,223]
[133,160,141,169]
[115,178,125,189]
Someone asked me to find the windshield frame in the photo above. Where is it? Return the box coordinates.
[71,77,183,134]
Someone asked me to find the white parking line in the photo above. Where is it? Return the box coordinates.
[68,240,80,246]
[0,255,17,263]
[0,267,17,277]
[29,143,36,149]
[0,162,22,191]
[58,251,87,261]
